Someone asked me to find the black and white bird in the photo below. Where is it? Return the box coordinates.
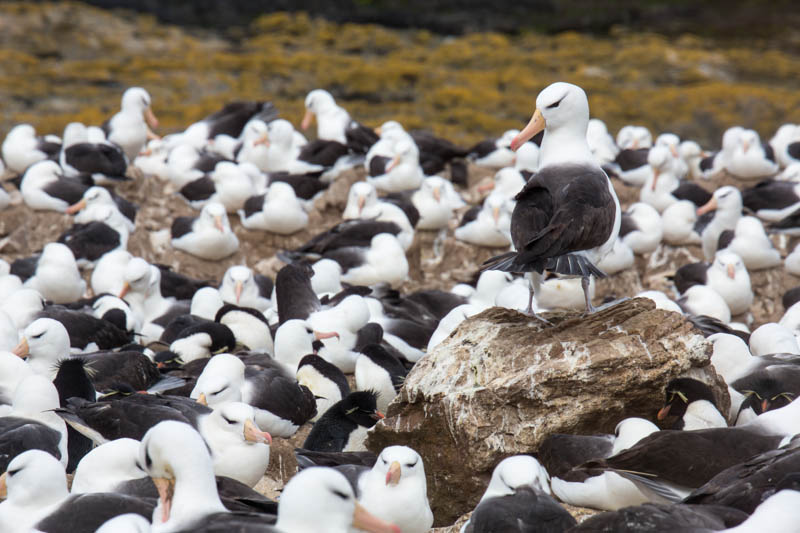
[462,455,575,533]
[59,122,128,184]
[20,160,90,213]
[1,123,61,175]
[103,86,158,162]
[484,82,621,318]
[302,390,384,452]
[171,202,240,260]
[190,353,317,438]
[296,354,350,422]
[656,378,728,430]
[354,343,409,412]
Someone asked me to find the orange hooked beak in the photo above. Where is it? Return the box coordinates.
[144,108,160,140]
[651,168,660,191]
[432,186,441,203]
[657,403,671,420]
[12,337,29,358]
[65,198,87,214]
[314,330,340,341]
[761,399,770,413]
[696,196,718,216]
[670,145,679,158]
[371,410,385,420]
[214,215,225,233]
[234,281,243,304]
[152,477,175,523]
[357,195,366,214]
[197,393,208,406]
[492,206,501,225]
[243,419,272,444]
[477,180,496,194]
[254,133,269,147]
[385,461,402,486]
[727,264,736,279]
[511,108,544,151]
[301,109,314,131]
[385,155,400,173]
[0,472,7,499]
[742,140,750,152]
[144,107,159,129]
[119,281,131,299]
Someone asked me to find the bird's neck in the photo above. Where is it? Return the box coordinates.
[539,127,595,168]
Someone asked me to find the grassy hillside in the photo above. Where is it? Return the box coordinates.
[2,2,800,147]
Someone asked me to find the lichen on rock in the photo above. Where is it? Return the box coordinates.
[367,297,727,526]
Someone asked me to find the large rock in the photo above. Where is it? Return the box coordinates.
[366,298,727,526]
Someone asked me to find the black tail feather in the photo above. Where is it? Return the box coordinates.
[483,251,605,278]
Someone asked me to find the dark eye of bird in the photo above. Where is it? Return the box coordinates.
[7,468,20,476]
[547,97,564,109]
[331,488,349,500]
[32,332,44,339]
[145,449,153,468]
[406,461,417,468]
[212,386,228,395]
[222,416,235,425]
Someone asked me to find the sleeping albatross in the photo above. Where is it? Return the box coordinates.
[483,82,621,318]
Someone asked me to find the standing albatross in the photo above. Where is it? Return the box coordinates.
[483,82,621,318]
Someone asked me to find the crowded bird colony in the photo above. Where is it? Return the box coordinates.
[0,81,800,532]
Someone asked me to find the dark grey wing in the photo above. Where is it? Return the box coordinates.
[672,262,709,294]
[155,264,214,300]
[242,194,266,218]
[458,205,482,228]
[10,254,40,282]
[171,216,197,239]
[38,306,131,350]
[672,182,712,207]
[180,176,216,202]
[369,155,391,177]
[65,143,127,177]
[570,502,746,532]
[206,101,277,138]
[43,177,91,205]
[0,418,62,471]
[345,121,379,155]
[34,493,155,533]
[470,489,577,533]
[194,152,230,173]
[110,191,138,223]
[246,370,317,426]
[58,222,121,263]
[467,139,498,159]
[618,212,639,238]
[538,434,614,479]
[275,263,320,324]
[743,180,799,212]
[268,172,328,200]
[615,148,649,171]
[763,142,776,164]
[382,191,420,227]
[321,246,367,273]
[294,449,377,470]
[298,140,349,167]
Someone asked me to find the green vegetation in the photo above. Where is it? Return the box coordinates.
[1,2,799,147]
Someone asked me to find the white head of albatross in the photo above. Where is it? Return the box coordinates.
[512,82,594,168]
[139,421,227,532]
[276,467,401,533]
[0,449,69,533]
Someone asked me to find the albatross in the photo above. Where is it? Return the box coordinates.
[483,82,621,318]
